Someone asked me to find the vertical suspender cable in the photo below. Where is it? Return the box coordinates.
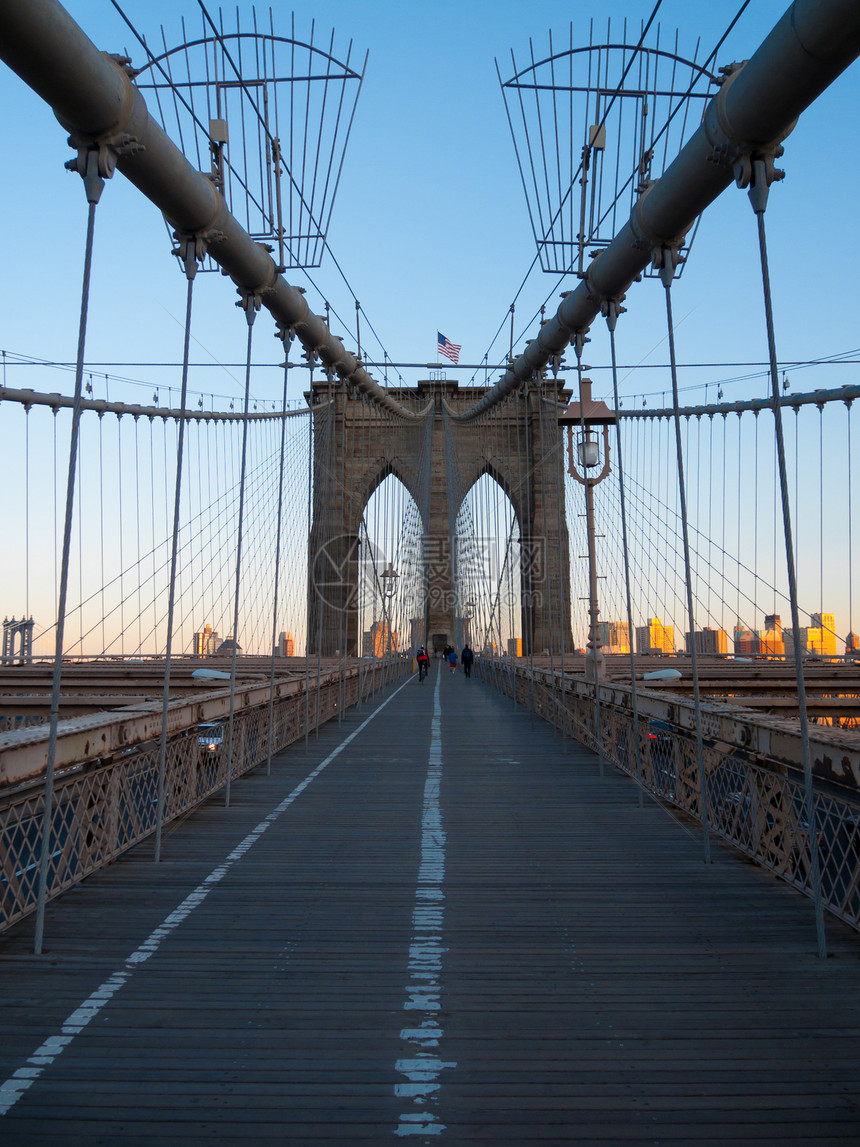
[605,306,644,806]
[304,400,312,746]
[658,253,710,863]
[573,335,604,773]
[848,403,857,656]
[224,292,259,808]
[748,163,825,957]
[34,153,104,956]
[154,240,199,862]
[265,335,292,774]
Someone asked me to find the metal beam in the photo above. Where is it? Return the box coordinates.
[455,0,860,421]
[619,383,860,420]
[0,384,309,423]
[0,669,340,790]
[0,0,423,422]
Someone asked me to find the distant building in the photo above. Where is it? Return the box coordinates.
[275,630,295,657]
[507,637,522,657]
[216,637,242,656]
[733,625,759,657]
[369,620,398,656]
[847,632,859,658]
[759,615,784,658]
[598,621,630,655]
[685,627,728,655]
[786,612,838,658]
[784,628,805,657]
[410,618,426,650]
[809,612,837,656]
[193,625,219,657]
[636,618,674,654]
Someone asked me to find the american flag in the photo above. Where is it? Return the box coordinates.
[437,331,461,365]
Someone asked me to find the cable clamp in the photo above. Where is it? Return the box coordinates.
[236,287,263,326]
[735,148,786,215]
[600,296,627,333]
[651,244,685,288]
[172,231,209,281]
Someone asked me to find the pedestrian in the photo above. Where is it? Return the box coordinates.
[461,644,474,678]
[447,648,458,675]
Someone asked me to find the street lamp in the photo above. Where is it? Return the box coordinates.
[462,598,476,648]
[558,378,617,683]
[380,562,399,655]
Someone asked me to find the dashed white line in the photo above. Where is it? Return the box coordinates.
[395,663,456,1137]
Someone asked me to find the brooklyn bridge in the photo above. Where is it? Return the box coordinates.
[1,0,860,1141]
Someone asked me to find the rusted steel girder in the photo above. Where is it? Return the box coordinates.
[0,0,423,422]
[456,0,860,421]
[0,670,340,790]
[522,663,860,795]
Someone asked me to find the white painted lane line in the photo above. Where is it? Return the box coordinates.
[0,676,413,1118]
[395,661,456,1137]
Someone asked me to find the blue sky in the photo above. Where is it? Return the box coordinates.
[1,0,858,650]
[1,0,857,408]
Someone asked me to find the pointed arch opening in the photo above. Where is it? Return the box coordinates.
[455,471,522,657]
[359,473,426,657]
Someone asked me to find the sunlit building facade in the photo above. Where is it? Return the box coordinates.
[598,621,630,655]
[636,617,674,654]
[193,625,218,656]
[685,627,729,655]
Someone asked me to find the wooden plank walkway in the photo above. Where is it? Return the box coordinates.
[1,663,859,1144]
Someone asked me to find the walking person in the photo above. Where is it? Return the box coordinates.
[461,644,474,678]
[447,648,458,675]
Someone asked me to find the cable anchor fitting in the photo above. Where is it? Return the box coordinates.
[600,295,627,334]
[236,287,263,327]
[571,329,591,363]
[651,244,685,289]
[172,231,208,281]
[734,147,786,215]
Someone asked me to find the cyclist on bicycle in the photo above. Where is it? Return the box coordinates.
[416,646,430,683]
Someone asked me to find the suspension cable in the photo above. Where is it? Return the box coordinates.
[34,152,105,957]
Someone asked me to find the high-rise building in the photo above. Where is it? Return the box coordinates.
[733,624,759,656]
[756,617,783,657]
[275,630,295,657]
[193,625,218,657]
[685,627,728,655]
[369,620,398,656]
[636,618,674,654]
[786,612,838,658]
[598,621,630,654]
[507,637,522,657]
[809,612,837,656]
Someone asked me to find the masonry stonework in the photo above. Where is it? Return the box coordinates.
[307,378,572,658]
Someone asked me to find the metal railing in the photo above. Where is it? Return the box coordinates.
[478,657,860,933]
[0,658,407,934]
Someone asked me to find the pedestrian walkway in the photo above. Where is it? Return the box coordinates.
[1,663,859,1144]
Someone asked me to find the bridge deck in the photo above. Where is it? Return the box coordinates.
[1,664,859,1144]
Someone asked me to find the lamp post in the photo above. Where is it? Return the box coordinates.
[380,561,399,655]
[558,378,617,684]
[462,599,476,648]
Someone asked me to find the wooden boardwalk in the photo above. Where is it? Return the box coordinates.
[1,663,859,1144]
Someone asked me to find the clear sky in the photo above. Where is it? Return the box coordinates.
[0,0,858,652]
